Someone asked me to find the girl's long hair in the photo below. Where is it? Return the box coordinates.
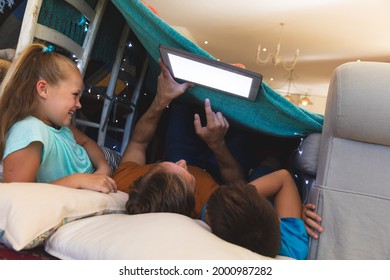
[0,43,79,159]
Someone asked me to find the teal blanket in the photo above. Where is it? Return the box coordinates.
[111,0,323,137]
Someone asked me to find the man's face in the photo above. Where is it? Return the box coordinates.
[157,160,196,191]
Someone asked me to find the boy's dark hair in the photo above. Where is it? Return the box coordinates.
[207,183,281,258]
[126,170,195,217]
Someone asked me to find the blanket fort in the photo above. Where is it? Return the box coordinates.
[111,0,323,137]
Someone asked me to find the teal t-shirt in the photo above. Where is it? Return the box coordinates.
[279,217,309,260]
[3,116,94,182]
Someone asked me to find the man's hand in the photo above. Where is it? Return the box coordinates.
[154,59,193,110]
[194,98,229,151]
[193,98,244,184]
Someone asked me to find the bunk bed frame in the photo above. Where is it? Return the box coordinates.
[0,0,148,259]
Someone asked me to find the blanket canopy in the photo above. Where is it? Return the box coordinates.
[111,0,324,138]
[1,0,324,138]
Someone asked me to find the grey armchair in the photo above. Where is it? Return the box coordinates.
[308,61,390,259]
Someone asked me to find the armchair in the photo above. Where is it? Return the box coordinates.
[308,61,390,259]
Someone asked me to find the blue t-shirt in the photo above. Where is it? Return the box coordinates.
[279,217,309,260]
[3,116,94,182]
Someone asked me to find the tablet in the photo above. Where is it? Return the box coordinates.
[159,44,262,101]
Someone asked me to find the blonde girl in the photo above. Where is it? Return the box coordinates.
[0,43,117,193]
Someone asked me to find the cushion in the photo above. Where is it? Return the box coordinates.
[325,62,390,146]
[0,182,127,251]
[293,133,321,176]
[45,213,289,260]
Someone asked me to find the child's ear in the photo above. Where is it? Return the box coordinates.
[36,79,48,99]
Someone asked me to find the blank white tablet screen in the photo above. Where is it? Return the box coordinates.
[168,53,253,98]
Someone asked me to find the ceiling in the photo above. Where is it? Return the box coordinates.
[146,0,390,97]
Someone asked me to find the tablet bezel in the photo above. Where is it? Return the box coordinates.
[159,44,262,101]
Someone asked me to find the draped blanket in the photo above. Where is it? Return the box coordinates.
[111,0,323,137]
[3,0,324,137]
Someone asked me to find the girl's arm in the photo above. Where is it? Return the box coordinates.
[3,141,116,193]
[70,125,110,176]
[249,169,302,219]
[2,142,41,182]
[50,173,117,193]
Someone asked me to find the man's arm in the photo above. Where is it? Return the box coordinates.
[120,59,193,165]
[194,98,245,184]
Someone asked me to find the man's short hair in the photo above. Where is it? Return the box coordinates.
[207,183,281,258]
[126,170,195,217]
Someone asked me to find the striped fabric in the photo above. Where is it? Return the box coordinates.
[100,146,121,175]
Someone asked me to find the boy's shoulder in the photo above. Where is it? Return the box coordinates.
[279,217,309,260]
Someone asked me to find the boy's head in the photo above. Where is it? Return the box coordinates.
[126,163,196,217]
[206,183,281,258]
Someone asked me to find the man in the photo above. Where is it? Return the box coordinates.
[112,59,310,259]
[113,59,242,219]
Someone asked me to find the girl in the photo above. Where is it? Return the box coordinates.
[0,43,117,193]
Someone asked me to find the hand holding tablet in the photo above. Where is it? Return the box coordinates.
[159,44,263,101]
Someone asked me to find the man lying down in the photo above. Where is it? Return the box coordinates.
[111,59,322,260]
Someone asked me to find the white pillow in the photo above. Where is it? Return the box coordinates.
[45,213,289,260]
[0,182,127,251]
